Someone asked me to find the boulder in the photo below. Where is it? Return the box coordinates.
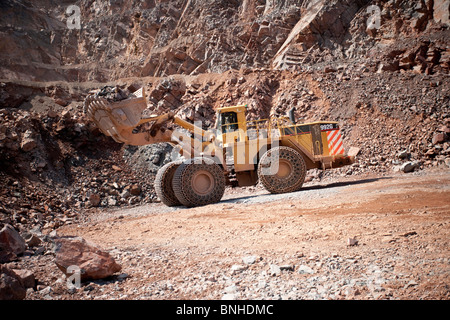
[12,269,35,289]
[269,264,281,276]
[242,255,258,265]
[130,184,141,195]
[347,237,358,246]
[0,249,16,263]
[230,264,247,274]
[298,265,315,274]
[445,158,450,168]
[400,161,420,173]
[47,109,58,118]
[23,232,42,247]
[432,132,446,144]
[88,193,101,207]
[379,60,400,72]
[0,224,26,261]
[54,236,122,281]
[0,265,26,300]
[257,25,271,39]
[439,126,450,134]
[347,146,360,157]
[398,150,410,159]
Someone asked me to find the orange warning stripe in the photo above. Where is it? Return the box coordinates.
[326,130,344,155]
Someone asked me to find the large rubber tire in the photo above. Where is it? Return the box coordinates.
[155,160,183,207]
[258,146,306,194]
[172,157,226,207]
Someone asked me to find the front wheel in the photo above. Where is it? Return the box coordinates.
[172,157,225,207]
[154,160,183,207]
[258,146,306,194]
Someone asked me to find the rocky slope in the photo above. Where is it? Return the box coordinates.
[1,0,449,81]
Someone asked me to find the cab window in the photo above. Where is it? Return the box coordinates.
[220,112,238,133]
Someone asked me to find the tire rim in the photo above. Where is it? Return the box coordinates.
[191,170,215,195]
[276,159,293,178]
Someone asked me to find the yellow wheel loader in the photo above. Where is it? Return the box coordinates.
[84,88,356,207]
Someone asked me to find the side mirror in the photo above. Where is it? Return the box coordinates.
[288,107,296,124]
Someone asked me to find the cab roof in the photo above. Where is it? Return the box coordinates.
[217,105,247,112]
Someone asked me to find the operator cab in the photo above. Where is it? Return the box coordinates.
[215,105,247,144]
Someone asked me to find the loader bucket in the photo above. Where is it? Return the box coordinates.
[84,88,147,144]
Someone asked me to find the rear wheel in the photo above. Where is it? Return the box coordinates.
[172,157,225,207]
[155,160,182,207]
[258,146,306,194]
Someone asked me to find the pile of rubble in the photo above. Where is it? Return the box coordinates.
[316,69,450,176]
[91,86,134,103]
[0,105,162,236]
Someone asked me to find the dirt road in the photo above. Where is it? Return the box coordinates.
[49,169,450,300]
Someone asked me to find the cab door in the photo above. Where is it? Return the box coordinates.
[219,111,240,144]
[310,124,323,156]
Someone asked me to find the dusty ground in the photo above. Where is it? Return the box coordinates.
[18,168,447,300]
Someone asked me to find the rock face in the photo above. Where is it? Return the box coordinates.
[273,0,370,69]
[1,0,448,81]
[54,236,122,281]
